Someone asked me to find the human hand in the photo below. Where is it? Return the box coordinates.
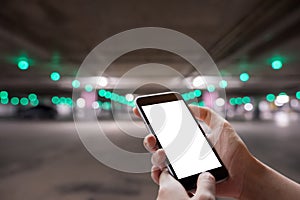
[157,170,216,200]
[133,106,255,199]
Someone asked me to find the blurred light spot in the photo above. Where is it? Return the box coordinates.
[28,93,37,101]
[242,96,251,104]
[76,98,86,108]
[1,98,9,104]
[20,97,29,106]
[125,94,134,101]
[72,80,80,88]
[52,96,60,104]
[266,94,275,102]
[275,94,289,104]
[244,103,253,111]
[274,111,289,127]
[18,59,29,70]
[240,73,250,82]
[97,76,108,87]
[192,76,205,87]
[274,100,284,107]
[111,93,120,101]
[229,98,235,105]
[194,90,202,97]
[92,101,99,109]
[296,91,300,100]
[98,89,106,97]
[290,99,299,108]
[235,97,242,105]
[207,85,215,92]
[272,60,282,70]
[11,97,19,105]
[84,84,93,92]
[102,102,111,110]
[57,104,71,116]
[198,101,205,107]
[215,98,225,107]
[0,91,8,99]
[60,97,66,104]
[219,80,228,88]
[188,91,195,99]
[50,72,60,81]
[31,99,39,106]
[259,101,269,112]
[104,91,112,99]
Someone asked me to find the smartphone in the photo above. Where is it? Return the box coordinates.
[135,92,228,190]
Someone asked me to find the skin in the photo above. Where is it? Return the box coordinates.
[133,106,300,199]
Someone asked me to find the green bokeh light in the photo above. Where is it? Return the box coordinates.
[20,97,29,106]
[207,85,215,92]
[104,91,112,99]
[242,96,251,104]
[119,96,126,104]
[11,97,19,105]
[182,93,189,101]
[66,98,73,106]
[31,99,39,106]
[194,90,202,97]
[72,80,80,88]
[266,94,275,102]
[18,59,29,70]
[98,89,106,97]
[60,97,66,104]
[50,72,61,81]
[229,98,236,105]
[219,80,228,88]
[102,102,111,110]
[296,91,300,100]
[198,101,205,107]
[0,91,8,99]
[235,97,242,105]
[28,93,37,101]
[85,84,93,92]
[188,91,195,99]
[240,73,250,82]
[1,98,9,104]
[271,60,283,70]
[52,96,60,104]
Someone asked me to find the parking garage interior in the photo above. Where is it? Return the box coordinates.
[0,1,300,200]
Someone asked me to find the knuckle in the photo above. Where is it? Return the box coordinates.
[198,193,215,200]
[223,120,232,129]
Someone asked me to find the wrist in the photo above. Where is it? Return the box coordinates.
[239,154,267,200]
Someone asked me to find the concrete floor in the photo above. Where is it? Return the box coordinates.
[0,119,299,200]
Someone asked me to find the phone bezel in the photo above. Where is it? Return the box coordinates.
[135,92,229,190]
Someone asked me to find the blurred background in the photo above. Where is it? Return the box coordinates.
[0,0,300,199]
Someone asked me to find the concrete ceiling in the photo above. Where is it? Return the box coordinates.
[0,0,300,96]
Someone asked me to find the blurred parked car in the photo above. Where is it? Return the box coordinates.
[16,105,58,120]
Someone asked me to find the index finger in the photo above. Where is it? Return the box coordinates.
[189,105,225,129]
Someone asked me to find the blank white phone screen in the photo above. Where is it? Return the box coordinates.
[142,100,221,179]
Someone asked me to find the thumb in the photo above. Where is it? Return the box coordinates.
[159,169,180,189]
[158,169,189,199]
[193,172,216,200]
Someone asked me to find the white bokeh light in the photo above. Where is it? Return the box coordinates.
[215,98,225,107]
[192,76,205,87]
[76,98,86,108]
[244,103,253,111]
[97,76,108,87]
[125,93,134,102]
[92,101,99,109]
